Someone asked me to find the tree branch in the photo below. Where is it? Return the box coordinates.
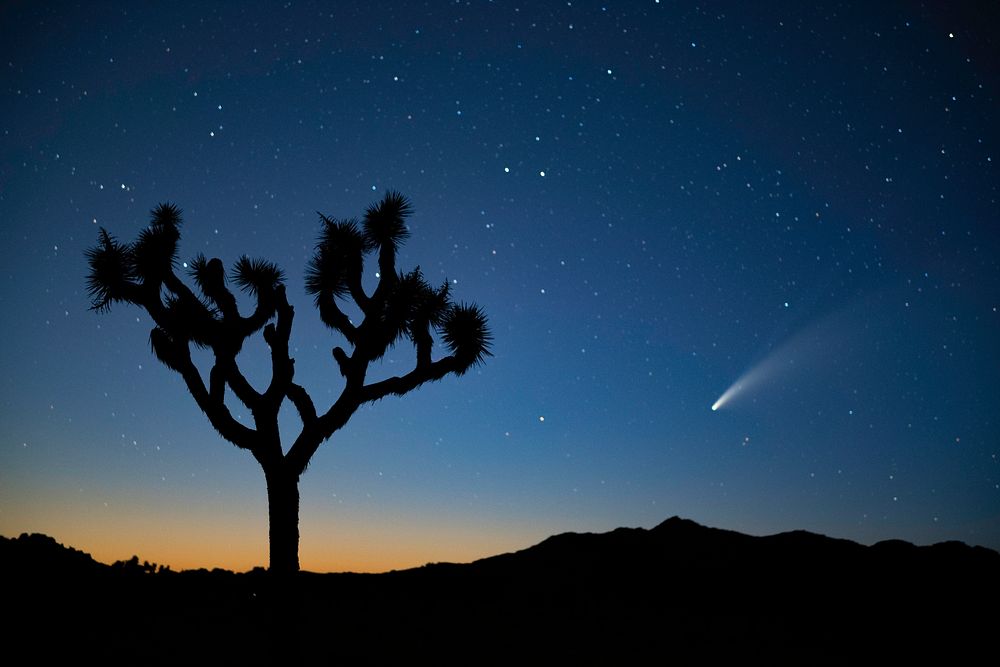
[174,350,258,449]
[225,362,262,412]
[162,269,206,312]
[202,272,240,322]
[413,322,433,369]
[143,279,220,351]
[332,347,351,377]
[287,382,317,426]
[286,393,359,475]
[317,293,357,344]
[240,292,277,338]
[346,264,370,313]
[359,356,459,404]
[208,360,232,406]
[377,246,397,288]
[263,285,294,408]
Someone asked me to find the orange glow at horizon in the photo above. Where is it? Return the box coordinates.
[0,485,549,573]
[5,519,542,573]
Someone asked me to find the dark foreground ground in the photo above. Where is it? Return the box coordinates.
[3,517,998,665]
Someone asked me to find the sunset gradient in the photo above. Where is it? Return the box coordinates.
[2,1,998,571]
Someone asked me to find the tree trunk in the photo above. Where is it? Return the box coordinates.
[265,466,300,574]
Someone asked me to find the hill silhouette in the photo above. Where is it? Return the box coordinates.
[4,518,998,664]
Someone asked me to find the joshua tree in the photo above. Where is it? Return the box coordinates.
[86,192,491,573]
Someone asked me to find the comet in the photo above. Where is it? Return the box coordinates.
[711,336,812,412]
[711,383,742,411]
[710,360,778,412]
[709,301,865,412]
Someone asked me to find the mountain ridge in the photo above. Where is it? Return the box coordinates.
[3,517,997,664]
[3,514,998,575]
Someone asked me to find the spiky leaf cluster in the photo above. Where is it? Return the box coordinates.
[132,204,182,281]
[87,203,288,368]
[381,268,450,342]
[233,256,285,296]
[308,192,491,372]
[150,202,182,228]
[85,229,137,312]
[441,303,493,373]
[189,254,226,296]
[162,294,216,347]
[305,217,365,299]
[362,190,411,251]
[149,326,188,371]
[85,203,185,309]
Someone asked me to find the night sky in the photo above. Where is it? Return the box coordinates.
[2,1,998,572]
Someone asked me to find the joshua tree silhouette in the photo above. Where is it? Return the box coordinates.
[86,192,491,573]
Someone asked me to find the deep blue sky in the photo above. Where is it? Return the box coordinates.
[2,1,998,571]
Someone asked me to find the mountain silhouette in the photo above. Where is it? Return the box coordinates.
[1,532,107,575]
[4,518,997,664]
